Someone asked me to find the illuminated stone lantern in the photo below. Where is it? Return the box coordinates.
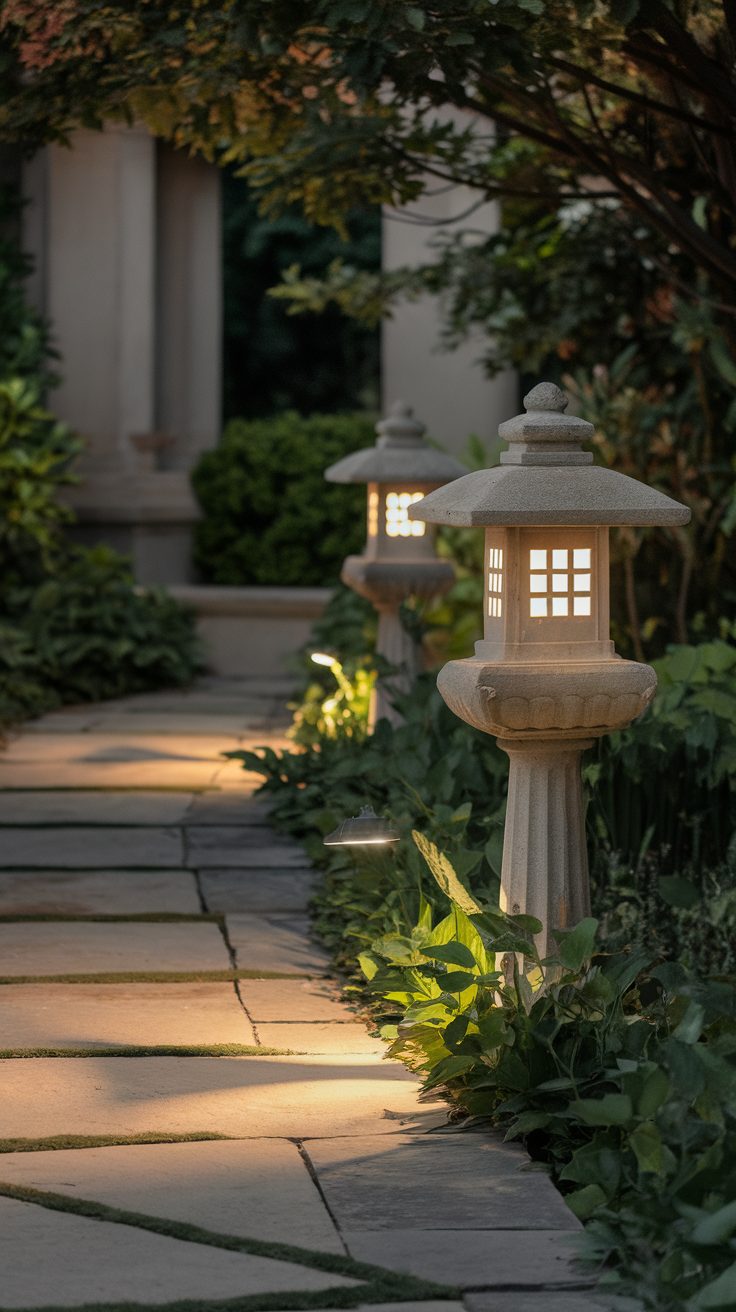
[410,382,691,955]
[325,402,466,726]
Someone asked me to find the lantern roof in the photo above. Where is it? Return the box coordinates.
[324,401,467,486]
[410,382,691,528]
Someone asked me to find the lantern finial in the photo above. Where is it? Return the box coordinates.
[523,381,568,413]
[376,401,426,446]
[499,380,594,467]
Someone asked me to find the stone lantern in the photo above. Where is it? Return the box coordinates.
[325,402,466,726]
[409,382,691,955]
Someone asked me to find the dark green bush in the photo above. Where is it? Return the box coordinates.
[191,411,372,586]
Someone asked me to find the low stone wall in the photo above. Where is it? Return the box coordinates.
[168,585,332,678]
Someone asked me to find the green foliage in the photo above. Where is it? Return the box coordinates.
[191,411,372,586]
[222,171,380,420]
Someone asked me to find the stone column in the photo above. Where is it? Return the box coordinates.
[374,602,420,726]
[497,738,594,943]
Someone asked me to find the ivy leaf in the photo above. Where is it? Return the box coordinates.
[554,918,599,971]
[692,1201,736,1247]
[566,1183,607,1220]
[573,1094,633,1126]
[674,1000,706,1045]
[630,1121,665,1174]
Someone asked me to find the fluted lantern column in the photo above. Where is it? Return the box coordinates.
[411,381,691,956]
[325,402,466,728]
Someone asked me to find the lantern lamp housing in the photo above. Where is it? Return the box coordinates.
[323,806,400,847]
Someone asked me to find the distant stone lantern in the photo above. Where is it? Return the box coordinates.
[410,382,691,955]
[325,402,466,726]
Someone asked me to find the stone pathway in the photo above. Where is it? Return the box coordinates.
[0,677,610,1310]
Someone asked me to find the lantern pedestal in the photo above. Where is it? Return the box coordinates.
[437,654,658,955]
[342,554,454,729]
[497,737,593,955]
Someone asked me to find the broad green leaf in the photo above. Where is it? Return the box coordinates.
[412,830,483,915]
[435,970,477,993]
[566,1183,607,1220]
[674,1000,706,1045]
[630,1121,665,1174]
[555,918,599,971]
[658,876,699,910]
[573,1094,632,1127]
[693,1260,736,1308]
[693,1201,736,1246]
[637,1067,670,1118]
[422,941,476,969]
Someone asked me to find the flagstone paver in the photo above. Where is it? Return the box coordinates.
[200,867,317,912]
[0,869,200,914]
[227,912,332,975]
[0,1140,345,1250]
[0,675,591,1307]
[0,826,183,868]
[187,825,312,867]
[0,921,230,976]
[242,977,360,1022]
[0,1198,358,1306]
[0,983,255,1048]
[0,791,196,825]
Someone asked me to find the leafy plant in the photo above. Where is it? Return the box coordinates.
[191,411,372,586]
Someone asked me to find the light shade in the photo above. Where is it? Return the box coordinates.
[323,806,400,847]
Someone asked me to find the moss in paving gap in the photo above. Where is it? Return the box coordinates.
[0,914,224,924]
[0,1132,237,1153]
[0,1045,297,1058]
[0,1181,459,1308]
[0,970,307,983]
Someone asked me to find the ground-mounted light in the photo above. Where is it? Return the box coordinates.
[410,381,691,955]
[325,401,465,727]
[323,805,400,847]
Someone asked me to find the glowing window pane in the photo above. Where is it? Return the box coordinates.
[553,549,568,569]
[552,574,568,592]
[530,597,548,618]
[530,574,547,593]
[574,573,591,592]
[497,598,503,617]
[574,548,591,569]
[385,491,425,539]
[574,596,591,616]
[530,549,547,570]
[368,490,379,537]
[552,597,569,617]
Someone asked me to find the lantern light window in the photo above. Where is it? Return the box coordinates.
[488,545,504,618]
[386,491,426,537]
[528,545,593,619]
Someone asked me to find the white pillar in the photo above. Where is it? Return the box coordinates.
[381,155,517,456]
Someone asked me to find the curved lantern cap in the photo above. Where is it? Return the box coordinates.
[323,805,400,847]
[409,382,691,528]
[324,401,466,486]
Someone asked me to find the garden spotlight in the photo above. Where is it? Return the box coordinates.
[323,805,400,847]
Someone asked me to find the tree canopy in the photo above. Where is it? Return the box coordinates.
[1,1,735,296]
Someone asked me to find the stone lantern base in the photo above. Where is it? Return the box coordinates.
[342,555,454,727]
[437,655,657,956]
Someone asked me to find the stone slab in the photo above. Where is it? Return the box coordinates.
[0,1139,343,1251]
[185,794,274,824]
[465,1294,610,1311]
[0,1196,357,1306]
[258,1024,384,1055]
[0,735,242,790]
[0,791,196,826]
[0,869,200,915]
[0,1055,429,1139]
[0,826,183,869]
[0,922,230,977]
[342,1230,587,1288]
[227,914,331,976]
[306,1134,573,1231]
[187,826,311,868]
[0,983,255,1048]
[84,715,266,736]
[242,978,356,1023]
[201,868,317,913]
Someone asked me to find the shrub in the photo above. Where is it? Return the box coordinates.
[191,411,371,586]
